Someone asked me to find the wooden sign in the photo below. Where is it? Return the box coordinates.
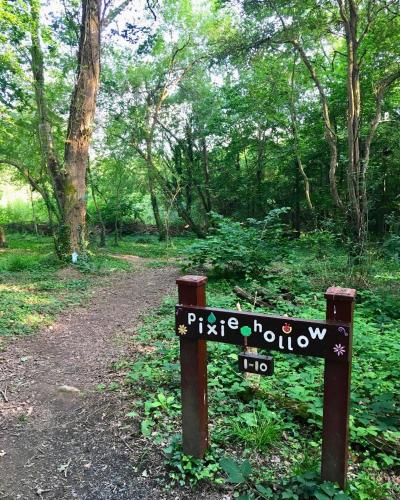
[238,352,274,376]
[176,306,351,361]
[176,276,356,490]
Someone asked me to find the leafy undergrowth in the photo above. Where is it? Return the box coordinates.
[0,233,132,337]
[119,233,400,499]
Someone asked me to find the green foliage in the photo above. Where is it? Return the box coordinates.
[2,253,41,272]
[219,461,348,500]
[228,410,283,450]
[73,253,132,274]
[184,211,290,278]
[382,234,400,261]
[0,232,181,336]
[119,235,400,498]
[101,234,196,259]
[220,456,252,484]
[164,437,223,486]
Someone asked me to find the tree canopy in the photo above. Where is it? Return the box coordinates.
[1,0,399,256]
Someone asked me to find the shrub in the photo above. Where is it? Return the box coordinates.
[183,210,290,278]
[382,234,400,261]
[6,254,39,272]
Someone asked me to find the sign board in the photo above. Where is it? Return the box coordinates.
[176,306,351,361]
[238,352,274,376]
[175,275,356,490]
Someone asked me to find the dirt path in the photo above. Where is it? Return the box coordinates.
[0,263,185,500]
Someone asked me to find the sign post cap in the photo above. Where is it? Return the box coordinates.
[325,287,356,302]
[176,275,208,287]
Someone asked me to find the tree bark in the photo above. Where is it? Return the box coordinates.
[29,185,39,236]
[201,137,212,213]
[88,164,106,246]
[63,0,101,256]
[0,226,7,248]
[30,1,64,219]
[145,128,166,240]
[289,56,313,211]
[338,0,364,249]
[292,40,342,209]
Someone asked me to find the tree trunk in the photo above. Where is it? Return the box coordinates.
[145,136,166,241]
[292,40,342,209]
[0,226,7,248]
[184,123,194,213]
[255,131,266,218]
[339,0,365,253]
[290,57,313,211]
[201,137,212,213]
[30,1,64,219]
[63,0,101,257]
[88,164,106,247]
[29,185,39,236]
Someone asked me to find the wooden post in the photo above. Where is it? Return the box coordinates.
[322,287,356,489]
[177,275,208,457]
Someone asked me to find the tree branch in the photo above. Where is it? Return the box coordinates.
[102,0,132,28]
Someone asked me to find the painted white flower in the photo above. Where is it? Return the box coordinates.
[333,344,346,356]
[178,324,188,335]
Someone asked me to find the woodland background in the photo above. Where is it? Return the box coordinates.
[0,1,399,499]
[0,0,399,256]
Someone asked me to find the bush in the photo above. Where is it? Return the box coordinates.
[382,234,400,261]
[183,210,290,278]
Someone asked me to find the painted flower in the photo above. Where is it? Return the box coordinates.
[178,324,188,335]
[333,344,346,356]
[282,322,292,334]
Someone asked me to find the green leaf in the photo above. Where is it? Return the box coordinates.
[220,457,245,484]
[240,459,252,479]
[256,484,274,498]
[141,419,152,437]
[314,493,330,500]
[320,483,337,496]
[208,312,216,324]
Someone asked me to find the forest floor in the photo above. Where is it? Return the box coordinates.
[0,257,214,500]
[1,233,399,500]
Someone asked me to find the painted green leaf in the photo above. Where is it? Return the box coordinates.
[240,325,252,337]
[208,312,216,324]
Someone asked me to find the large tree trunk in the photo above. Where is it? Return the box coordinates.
[341,1,364,250]
[63,0,101,257]
[338,0,400,253]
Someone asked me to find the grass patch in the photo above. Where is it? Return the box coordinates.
[0,232,182,337]
[101,234,196,259]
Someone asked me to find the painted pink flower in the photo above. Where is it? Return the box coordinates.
[333,344,346,356]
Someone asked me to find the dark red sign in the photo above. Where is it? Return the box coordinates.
[176,305,351,361]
